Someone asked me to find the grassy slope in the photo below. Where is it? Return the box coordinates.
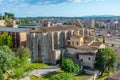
[30,70,91,80]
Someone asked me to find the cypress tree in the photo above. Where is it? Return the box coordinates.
[60,51,64,69]
[0,69,4,80]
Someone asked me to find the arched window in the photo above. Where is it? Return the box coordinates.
[81,59,83,62]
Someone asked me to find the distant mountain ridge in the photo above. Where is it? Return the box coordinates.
[81,15,120,18]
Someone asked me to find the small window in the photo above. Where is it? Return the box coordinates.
[112,44,114,47]
[81,59,83,61]
[76,42,79,45]
[88,57,91,60]
[76,54,79,59]
[72,42,74,45]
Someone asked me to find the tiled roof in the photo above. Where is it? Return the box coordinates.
[84,36,94,42]
[30,26,81,33]
[70,35,83,38]
[91,42,103,47]
[68,44,98,50]
[77,52,95,55]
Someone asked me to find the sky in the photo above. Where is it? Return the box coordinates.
[0,0,120,17]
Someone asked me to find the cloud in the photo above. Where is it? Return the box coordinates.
[0,0,105,12]
[0,0,70,10]
[70,0,92,3]
[96,0,105,1]
[0,0,105,7]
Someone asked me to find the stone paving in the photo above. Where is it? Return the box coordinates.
[20,65,60,80]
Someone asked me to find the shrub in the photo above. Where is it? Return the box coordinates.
[0,46,15,73]
[61,58,80,73]
[0,69,4,80]
[16,46,31,59]
[0,32,13,47]
[10,57,29,79]
[49,73,75,80]
[60,52,64,67]
[10,67,25,79]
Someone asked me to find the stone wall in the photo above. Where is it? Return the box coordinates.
[27,27,93,63]
[79,55,95,68]
[27,29,76,63]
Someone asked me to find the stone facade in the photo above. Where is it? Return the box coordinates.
[27,26,94,63]
[67,33,105,68]
[28,30,74,63]
[67,47,97,68]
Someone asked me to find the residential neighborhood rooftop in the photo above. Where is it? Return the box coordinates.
[91,42,103,47]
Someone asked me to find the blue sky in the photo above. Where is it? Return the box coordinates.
[0,0,120,17]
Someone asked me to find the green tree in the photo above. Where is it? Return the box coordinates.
[94,48,118,76]
[0,46,15,73]
[11,57,27,79]
[60,52,64,68]
[49,73,75,80]
[62,58,80,73]
[5,19,11,26]
[16,46,31,59]
[0,13,2,20]
[97,25,102,30]
[0,32,13,47]
[11,47,31,79]
[16,21,21,24]
[0,69,4,80]
[4,12,14,19]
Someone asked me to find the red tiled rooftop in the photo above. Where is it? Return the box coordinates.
[30,26,81,33]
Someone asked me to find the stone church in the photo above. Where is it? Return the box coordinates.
[27,21,95,64]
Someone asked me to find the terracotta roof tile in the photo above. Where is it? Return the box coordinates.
[68,45,98,50]
[30,26,81,33]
